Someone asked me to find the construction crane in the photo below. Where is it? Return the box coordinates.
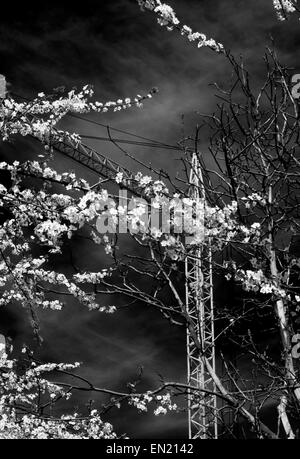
[47,135,218,439]
[1,77,218,438]
[185,153,217,439]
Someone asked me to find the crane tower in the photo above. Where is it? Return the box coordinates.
[185,153,217,438]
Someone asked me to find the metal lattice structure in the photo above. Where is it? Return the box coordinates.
[48,138,218,439]
[48,133,146,197]
[185,153,217,439]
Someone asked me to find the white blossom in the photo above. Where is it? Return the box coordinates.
[273,0,296,20]
[137,0,224,53]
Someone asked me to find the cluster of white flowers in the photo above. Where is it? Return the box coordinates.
[180,25,223,52]
[186,200,257,249]
[73,269,111,284]
[154,1,180,27]
[203,201,237,240]
[234,268,287,298]
[241,193,267,209]
[0,169,118,312]
[31,268,105,312]
[115,172,124,184]
[0,171,255,310]
[0,160,90,192]
[0,354,116,439]
[139,175,153,187]
[160,235,184,260]
[273,0,296,21]
[0,87,156,142]
[137,0,224,53]
[34,220,69,246]
[129,396,149,412]
[154,393,177,416]
[0,165,119,260]
[128,391,177,416]
[103,186,258,259]
[134,172,169,196]
[1,162,255,277]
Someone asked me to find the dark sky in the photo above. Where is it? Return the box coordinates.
[0,0,300,438]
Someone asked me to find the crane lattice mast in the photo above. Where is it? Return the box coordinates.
[2,78,219,438]
[185,153,217,439]
[48,133,144,196]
